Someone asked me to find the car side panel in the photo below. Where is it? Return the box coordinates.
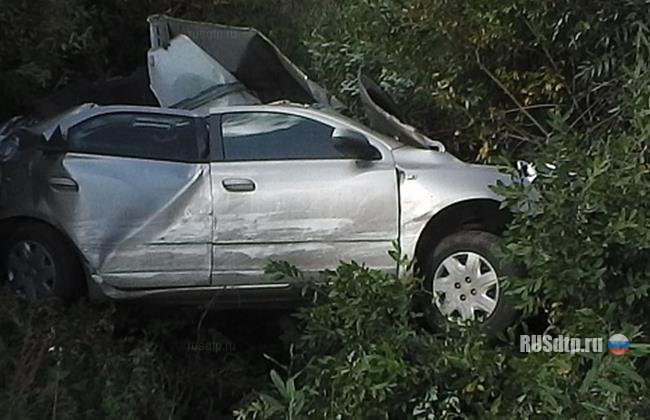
[392,148,509,267]
[1,151,213,288]
[64,154,213,288]
[210,159,399,284]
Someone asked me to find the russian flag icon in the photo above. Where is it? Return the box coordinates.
[608,334,630,356]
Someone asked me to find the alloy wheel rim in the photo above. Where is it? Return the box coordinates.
[6,240,56,300]
[432,251,499,322]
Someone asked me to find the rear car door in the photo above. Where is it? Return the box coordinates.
[58,110,213,289]
[209,110,399,286]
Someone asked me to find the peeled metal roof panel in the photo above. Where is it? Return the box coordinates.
[147,35,260,109]
[147,14,342,109]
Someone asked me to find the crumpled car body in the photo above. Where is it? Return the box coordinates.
[0,16,513,307]
[146,15,342,111]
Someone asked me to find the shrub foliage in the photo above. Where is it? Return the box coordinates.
[1,0,649,419]
[237,3,650,417]
[304,0,650,160]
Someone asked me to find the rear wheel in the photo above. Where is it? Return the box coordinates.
[422,230,517,336]
[1,223,85,302]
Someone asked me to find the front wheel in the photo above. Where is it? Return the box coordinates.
[422,230,517,336]
[1,223,84,302]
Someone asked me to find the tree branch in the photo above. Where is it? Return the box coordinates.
[475,50,550,138]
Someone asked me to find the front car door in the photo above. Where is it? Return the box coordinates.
[209,109,399,286]
[57,108,213,289]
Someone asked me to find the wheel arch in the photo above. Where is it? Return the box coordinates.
[413,199,511,275]
[0,215,91,288]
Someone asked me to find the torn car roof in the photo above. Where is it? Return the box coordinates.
[8,15,442,151]
[147,15,441,149]
[147,15,343,111]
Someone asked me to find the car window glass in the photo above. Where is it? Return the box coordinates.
[221,112,352,161]
[68,113,203,161]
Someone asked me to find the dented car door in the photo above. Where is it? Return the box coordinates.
[54,109,213,289]
[208,110,399,286]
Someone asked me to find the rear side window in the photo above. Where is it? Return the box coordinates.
[221,112,350,161]
[68,113,206,162]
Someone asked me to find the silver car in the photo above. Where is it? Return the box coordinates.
[0,15,522,332]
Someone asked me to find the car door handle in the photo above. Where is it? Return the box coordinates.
[222,178,256,192]
[49,176,79,192]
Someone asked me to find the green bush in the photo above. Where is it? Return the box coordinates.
[238,247,648,418]
[0,295,174,419]
[304,0,650,160]
[0,293,278,419]
[236,21,650,418]
[2,1,649,418]
[236,18,650,419]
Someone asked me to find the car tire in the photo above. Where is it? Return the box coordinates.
[1,223,85,302]
[421,230,517,337]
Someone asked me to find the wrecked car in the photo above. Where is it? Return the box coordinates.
[0,15,525,332]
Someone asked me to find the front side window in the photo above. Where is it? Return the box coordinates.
[221,112,353,161]
[68,113,206,162]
